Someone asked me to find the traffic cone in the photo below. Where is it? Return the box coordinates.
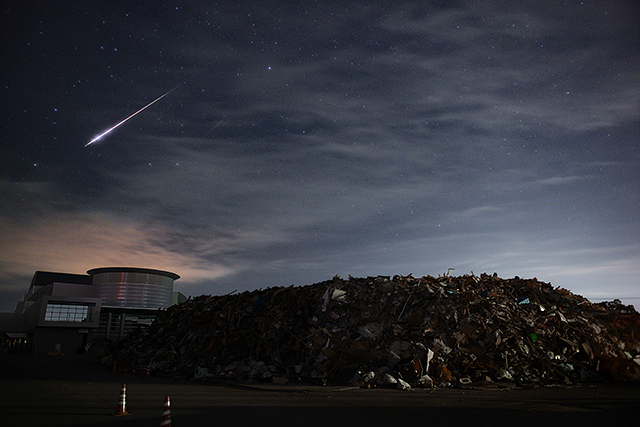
[113,383,131,416]
[160,395,171,426]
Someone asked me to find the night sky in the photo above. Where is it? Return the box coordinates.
[1,1,639,312]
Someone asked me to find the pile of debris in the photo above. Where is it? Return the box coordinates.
[105,274,640,388]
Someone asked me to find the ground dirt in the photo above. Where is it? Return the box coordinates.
[1,353,638,426]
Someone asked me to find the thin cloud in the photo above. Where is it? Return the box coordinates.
[0,211,237,286]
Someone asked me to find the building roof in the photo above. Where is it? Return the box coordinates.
[30,271,92,288]
[87,267,180,281]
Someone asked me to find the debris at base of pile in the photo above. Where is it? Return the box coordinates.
[104,274,640,388]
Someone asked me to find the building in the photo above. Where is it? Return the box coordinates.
[0,267,184,355]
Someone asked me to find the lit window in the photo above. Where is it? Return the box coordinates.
[44,303,90,322]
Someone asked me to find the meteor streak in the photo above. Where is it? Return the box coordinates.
[204,118,225,137]
[85,87,176,147]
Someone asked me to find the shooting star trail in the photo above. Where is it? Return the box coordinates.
[85,87,177,147]
[204,118,225,137]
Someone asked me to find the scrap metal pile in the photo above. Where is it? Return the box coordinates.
[106,274,640,388]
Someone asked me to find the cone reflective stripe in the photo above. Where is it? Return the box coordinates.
[114,383,131,416]
[160,395,171,426]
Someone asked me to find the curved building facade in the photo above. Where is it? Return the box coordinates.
[88,267,180,309]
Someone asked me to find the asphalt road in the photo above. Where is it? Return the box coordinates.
[1,354,638,426]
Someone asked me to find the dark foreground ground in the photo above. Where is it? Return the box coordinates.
[1,354,638,427]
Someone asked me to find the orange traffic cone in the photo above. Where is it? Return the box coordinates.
[160,395,171,426]
[113,383,131,416]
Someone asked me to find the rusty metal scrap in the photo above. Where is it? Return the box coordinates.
[105,274,640,388]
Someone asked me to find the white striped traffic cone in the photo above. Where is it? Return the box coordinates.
[113,383,131,416]
[160,395,171,426]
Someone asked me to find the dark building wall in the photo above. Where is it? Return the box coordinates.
[31,327,91,356]
[22,295,100,355]
[3,268,181,354]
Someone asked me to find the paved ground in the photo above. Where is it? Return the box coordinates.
[1,353,639,426]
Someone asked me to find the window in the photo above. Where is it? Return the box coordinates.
[44,303,90,322]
